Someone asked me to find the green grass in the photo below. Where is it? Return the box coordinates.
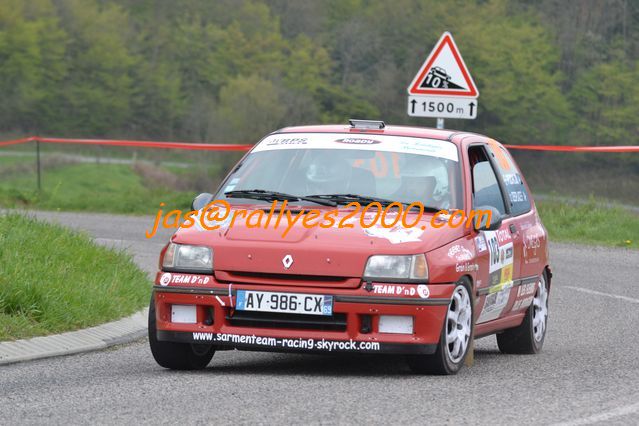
[537,199,639,249]
[0,213,152,341]
[0,162,196,214]
[0,155,35,166]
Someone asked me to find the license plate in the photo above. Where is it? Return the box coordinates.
[235,290,333,316]
[171,305,197,324]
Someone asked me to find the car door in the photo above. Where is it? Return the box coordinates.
[467,144,523,324]
[485,142,547,313]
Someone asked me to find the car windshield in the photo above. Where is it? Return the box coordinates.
[214,132,463,210]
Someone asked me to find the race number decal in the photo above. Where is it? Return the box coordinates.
[486,232,500,272]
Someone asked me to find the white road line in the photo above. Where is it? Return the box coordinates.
[552,400,639,425]
[563,286,639,304]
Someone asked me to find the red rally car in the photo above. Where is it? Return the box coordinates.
[149,120,550,375]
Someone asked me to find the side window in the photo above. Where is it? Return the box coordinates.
[486,143,531,216]
[469,146,506,215]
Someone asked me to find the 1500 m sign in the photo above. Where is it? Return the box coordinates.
[407,32,479,121]
[408,95,477,119]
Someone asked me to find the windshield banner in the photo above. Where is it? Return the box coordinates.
[252,133,459,162]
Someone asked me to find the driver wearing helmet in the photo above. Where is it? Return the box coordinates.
[304,152,352,195]
[394,156,449,208]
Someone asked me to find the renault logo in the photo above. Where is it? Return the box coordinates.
[282,254,293,269]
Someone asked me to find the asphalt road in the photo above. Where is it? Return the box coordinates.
[1,211,638,425]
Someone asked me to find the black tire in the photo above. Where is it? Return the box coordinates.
[407,279,474,375]
[148,297,215,370]
[497,271,549,354]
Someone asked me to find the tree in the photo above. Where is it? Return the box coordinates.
[0,0,67,133]
[214,74,287,143]
[570,60,639,146]
[52,0,137,136]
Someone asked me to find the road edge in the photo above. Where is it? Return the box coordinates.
[0,308,148,366]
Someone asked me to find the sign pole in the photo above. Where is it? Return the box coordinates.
[36,140,41,191]
[436,118,445,129]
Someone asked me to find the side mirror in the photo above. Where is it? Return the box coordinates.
[473,205,502,231]
[191,193,214,211]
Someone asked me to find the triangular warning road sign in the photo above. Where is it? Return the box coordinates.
[408,32,479,97]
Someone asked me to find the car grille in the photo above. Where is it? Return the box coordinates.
[229,271,346,282]
[227,311,347,332]
[215,270,360,288]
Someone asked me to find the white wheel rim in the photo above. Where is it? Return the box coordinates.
[446,285,472,363]
[532,275,548,343]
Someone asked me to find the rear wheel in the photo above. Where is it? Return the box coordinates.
[407,279,473,375]
[497,271,549,354]
[148,297,215,370]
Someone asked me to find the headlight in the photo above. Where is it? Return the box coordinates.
[162,243,213,273]
[363,254,428,282]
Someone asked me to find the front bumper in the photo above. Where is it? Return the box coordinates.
[153,273,455,355]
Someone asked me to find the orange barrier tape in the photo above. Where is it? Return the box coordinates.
[0,136,38,147]
[0,136,253,151]
[504,144,639,152]
[0,136,637,152]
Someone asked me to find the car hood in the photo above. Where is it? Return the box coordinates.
[171,206,465,280]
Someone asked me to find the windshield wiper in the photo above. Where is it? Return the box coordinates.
[306,193,441,212]
[306,193,396,206]
[225,189,336,207]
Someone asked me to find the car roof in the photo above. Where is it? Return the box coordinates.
[274,124,488,146]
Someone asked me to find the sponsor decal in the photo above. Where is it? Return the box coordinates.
[474,235,487,252]
[488,279,514,295]
[222,177,240,193]
[500,263,513,284]
[334,138,381,145]
[496,229,511,243]
[517,282,537,298]
[485,235,513,274]
[519,222,533,231]
[364,224,423,244]
[482,287,510,315]
[265,137,308,146]
[370,284,430,299]
[523,230,543,264]
[191,332,381,352]
[447,244,473,261]
[512,295,534,311]
[510,280,538,312]
[456,262,479,273]
[417,284,430,299]
[159,273,211,286]
[478,230,516,323]
[160,272,172,286]
[509,190,527,203]
[373,284,408,296]
[502,173,522,185]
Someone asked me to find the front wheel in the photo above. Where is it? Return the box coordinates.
[497,271,549,354]
[148,297,216,370]
[407,279,473,375]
